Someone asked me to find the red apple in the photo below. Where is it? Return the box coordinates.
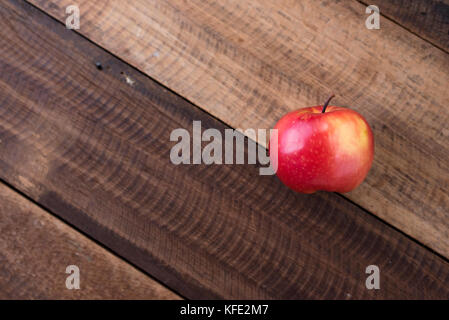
[269,95,374,193]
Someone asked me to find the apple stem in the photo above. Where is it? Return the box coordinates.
[322,94,335,113]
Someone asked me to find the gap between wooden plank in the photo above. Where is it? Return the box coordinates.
[0,180,182,299]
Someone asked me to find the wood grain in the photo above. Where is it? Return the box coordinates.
[27,0,449,258]
[0,183,181,299]
[362,0,449,51]
[1,0,448,299]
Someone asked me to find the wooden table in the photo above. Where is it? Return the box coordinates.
[0,0,448,299]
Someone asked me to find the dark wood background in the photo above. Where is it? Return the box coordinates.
[0,0,448,299]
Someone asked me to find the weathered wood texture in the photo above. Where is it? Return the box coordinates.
[28,0,449,258]
[1,0,448,299]
[364,0,449,51]
[0,183,181,299]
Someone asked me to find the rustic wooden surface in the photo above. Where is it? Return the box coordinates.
[364,0,449,51]
[0,182,181,299]
[28,0,449,258]
[1,0,448,299]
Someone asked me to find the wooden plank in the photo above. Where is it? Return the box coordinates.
[362,0,449,52]
[0,183,181,299]
[1,0,449,299]
[27,0,449,258]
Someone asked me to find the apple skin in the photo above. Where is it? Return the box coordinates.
[269,105,374,193]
